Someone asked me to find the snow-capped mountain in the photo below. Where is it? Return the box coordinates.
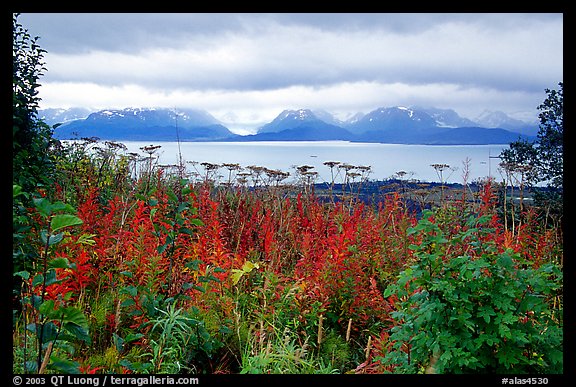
[83,107,219,127]
[343,106,534,144]
[344,106,439,135]
[413,106,478,128]
[44,105,537,145]
[475,110,539,136]
[236,106,533,144]
[258,109,323,134]
[248,109,353,141]
[52,107,235,141]
[341,112,366,125]
[38,107,93,126]
[310,109,346,127]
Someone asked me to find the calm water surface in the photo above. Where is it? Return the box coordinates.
[116,141,510,184]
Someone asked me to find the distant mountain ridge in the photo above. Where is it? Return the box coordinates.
[474,110,539,136]
[415,106,479,128]
[44,105,538,145]
[247,106,536,144]
[39,107,93,126]
[51,107,235,141]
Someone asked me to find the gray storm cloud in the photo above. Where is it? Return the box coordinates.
[17,13,563,123]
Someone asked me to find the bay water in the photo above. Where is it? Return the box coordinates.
[112,141,510,185]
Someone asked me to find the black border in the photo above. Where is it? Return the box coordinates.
[5,6,571,385]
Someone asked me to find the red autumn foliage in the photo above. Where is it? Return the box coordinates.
[17,168,561,373]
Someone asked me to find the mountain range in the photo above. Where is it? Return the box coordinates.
[47,107,234,142]
[42,106,539,145]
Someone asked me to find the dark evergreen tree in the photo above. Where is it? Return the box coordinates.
[535,82,563,190]
[12,13,60,321]
[500,82,563,226]
[13,12,58,193]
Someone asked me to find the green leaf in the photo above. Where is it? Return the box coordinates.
[511,330,529,345]
[167,191,178,203]
[27,322,59,342]
[191,285,206,293]
[121,285,138,298]
[497,346,521,368]
[461,228,478,240]
[180,227,194,236]
[231,269,244,285]
[478,305,496,324]
[77,233,96,246]
[190,219,204,227]
[49,232,64,246]
[49,257,70,269]
[44,269,60,287]
[498,323,512,339]
[383,285,395,298]
[40,230,64,246]
[14,270,30,280]
[121,298,135,307]
[242,260,259,273]
[64,322,91,343]
[32,273,44,287]
[38,300,56,316]
[24,360,38,373]
[47,356,80,374]
[207,274,221,283]
[33,197,52,217]
[61,306,89,327]
[497,250,514,269]
[396,267,413,289]
[176,202,188,213]
[125,333,144,343]
[43,322,61,343]
[13,184,27,199]
[181,282,195,291]
[50,214,83,233]
[50,202,76,214]
[113,333,124,352]
[500,311,517,325]
[30,295,43,309]
[185,259,203,271]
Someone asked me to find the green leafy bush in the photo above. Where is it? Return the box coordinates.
[382,208,563,374]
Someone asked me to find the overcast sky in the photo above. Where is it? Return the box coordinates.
[17,13,563,134]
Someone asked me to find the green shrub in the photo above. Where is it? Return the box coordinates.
[382,208,563,374]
